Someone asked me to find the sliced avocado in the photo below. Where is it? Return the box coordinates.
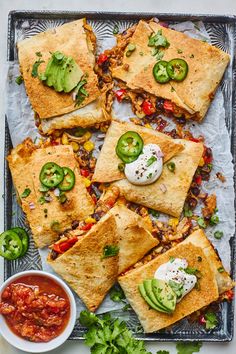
[54,64,65,92]
[45,58,58,87]
[138,283,170,313]
[63,58,83,93]
[152,279,176,312]
[143,279,171,312]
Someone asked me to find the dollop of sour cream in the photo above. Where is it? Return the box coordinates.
[124,144,163,185]
[154,258,197,302]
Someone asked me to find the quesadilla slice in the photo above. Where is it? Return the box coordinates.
[17,19,109,132]
[7,139,94,248]
[119,242,219,332]
[48,213,119,312]
[108,204,159,273]
[182,229,234,294]
[111,20,230,121]
[93,120,184,183]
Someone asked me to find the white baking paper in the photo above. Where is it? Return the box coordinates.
[5,21,235,316]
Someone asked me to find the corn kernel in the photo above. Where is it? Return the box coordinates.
[198,157,205,167]
[136,111,145,118]
[71,141,79,152]
[83,177,91,187]
[144,123,152,129]
[61,133,69,145]
[85,217,96,224]
[168,218,179,228]
[84,131,92,140]
[83,140,95,152]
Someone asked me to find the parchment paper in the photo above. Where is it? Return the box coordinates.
[5,21,235,315]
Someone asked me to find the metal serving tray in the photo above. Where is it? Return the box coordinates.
[4,11,236,342]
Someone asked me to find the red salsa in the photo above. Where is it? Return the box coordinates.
[0,274,70,342]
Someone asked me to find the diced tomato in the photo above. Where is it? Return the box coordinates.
[203,146,213,164]
[92,195,97,204]
[189,137,200,143]
[51,140,59,146]
[195,175,202,185]
[80,223,93,231]
[198,314,206,325]
[115,89,127,103]
[163,100,174,112]
[80,168,90,177]
[224,289,234,301]
[203,155,213,164]
[97,53,108,66]
[142,100,156,115]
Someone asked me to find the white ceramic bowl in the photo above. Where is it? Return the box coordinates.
[0,270,77,353]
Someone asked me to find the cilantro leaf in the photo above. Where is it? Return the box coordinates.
[176,342,202,354]
[21,188,31,198]
[205,312,218,330]
[146,155,157,167]
[210,214,219,226]
[75,79,89,107]
[31,58,45,78]
[110,285,126,303]
[148,30,170,48]
[79,310,151,354]
[15,75,23,85]
[197,217,206,229]
[102,244,119,259]
[169,280,184,299]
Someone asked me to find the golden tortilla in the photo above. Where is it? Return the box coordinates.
[48,213,119,312]
[7,139,94,248]
[182,229,234,294]
[108,204,158,273]
[112,20,230,120]
[17,19,108,128]
[113,139,203,217]
[92,120,184,183]
[118,242,219,332]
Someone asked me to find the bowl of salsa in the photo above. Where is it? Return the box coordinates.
[0,270,76,353]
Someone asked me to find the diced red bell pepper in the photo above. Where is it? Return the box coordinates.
[80,223,93,231]
[195,175,202,185]
[115,89,127,103]
[53,237,78,254]
[92,195,97,204]
[203,146,213,164]
[80,169,90,178]
[142,100,156,115]
[163,100,174,112]
[97,53,108,66]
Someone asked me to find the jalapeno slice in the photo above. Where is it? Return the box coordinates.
[40,162,64,188]
[58,167,75,191]
[116,131,143,157]
[11,227,29,257]
[115,146,139,164]
[153,60,170,84]
[167,59,188,82]
[0,230,23,260]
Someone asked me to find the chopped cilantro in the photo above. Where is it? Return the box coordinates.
[218,267,225,273]
[184,205,193,217]
[169,280,184,299]
[50,220,61,232]
[146,155,157,167]
[39,184,49,193]
[156,351,169,354]
[31,53,45,78]
[79,310,151,353]
[148,208,160,217]
[21,188,31,198]
[38,196,46,205]
[75,79,89,107]
[197,217,207,229]
[205,312,218,330]
[214,230,223,240]
[118,162,125,172]
[110,285,126,303]
[58,192,67,204]
[169,256,175,263]
[139,51,144,56]
[113,24,119,35]
[147,172,153,179]
[210,214,219,226]
[177,49,183,54]
[15,75,23,85]
[167,161,175,173]
[102,244,119,259]
[171,87,175,92]
[184,267,202,278]
[176,342,202,354]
